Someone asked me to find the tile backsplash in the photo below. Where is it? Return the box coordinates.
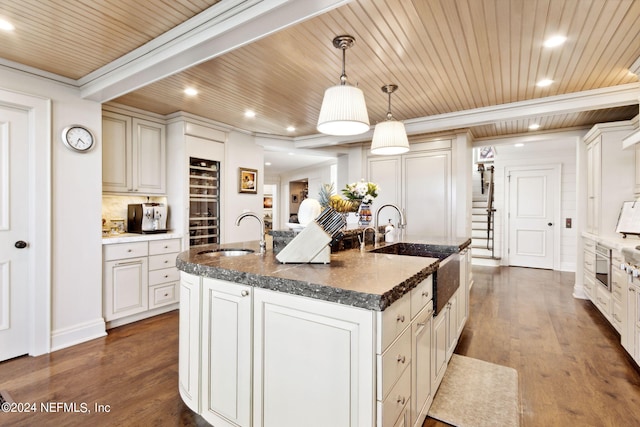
[102,195,167,230]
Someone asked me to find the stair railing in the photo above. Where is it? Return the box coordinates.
[485,166,496,258]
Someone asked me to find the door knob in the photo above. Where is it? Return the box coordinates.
[548,222,553,226]
[14,240,28,249]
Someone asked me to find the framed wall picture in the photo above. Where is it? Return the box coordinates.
[239,167,258,194]
[263,195,273,209]
[475,146,496,163]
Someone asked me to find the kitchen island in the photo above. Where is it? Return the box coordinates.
[177,235,471,427]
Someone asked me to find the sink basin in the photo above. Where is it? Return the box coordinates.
[197,248,255,257]
[369,243,454,260]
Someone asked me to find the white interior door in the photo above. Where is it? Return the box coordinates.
[507,165,560,269]
[0,105,30,361]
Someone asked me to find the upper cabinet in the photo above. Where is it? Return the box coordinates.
[584,121,635,237]
[102,109,166,194]
[368,140,453,238]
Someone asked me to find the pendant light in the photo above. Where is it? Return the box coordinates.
[370,84,410,155]
[317,35,370,136]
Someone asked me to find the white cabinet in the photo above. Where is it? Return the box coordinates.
[103,238,181,325]
[457,249,470,337]
[627,276,640,365]
[583,238,596,300]
[102,109,166,194]
[103,242,149,321]
[179,272,201,413]
[610,250,626,334]
[368,141,452,238]
[431,305,448,392]
[253,287,374,427]
[411,302,433,427]
[202,278,252,427]
[584,122,635,236]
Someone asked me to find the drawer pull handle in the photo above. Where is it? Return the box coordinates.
[397,315,405,323]
[397,396,406,405]
[164,260,169,264]
[127,249,132,253]
[417,322,426,327]
[164,275,169,278]
[164,293,169,297]
[397,355,406,364]
[422,291,429,297]
[241,290,250,297]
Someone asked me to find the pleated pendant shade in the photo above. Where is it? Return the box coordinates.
[317,85,370,136]
[370,84,410,155]
[371,120,410,155]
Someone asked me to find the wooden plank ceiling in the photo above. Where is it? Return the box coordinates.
[0,0,638,140]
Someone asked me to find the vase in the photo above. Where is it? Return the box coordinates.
[357,203,372,226]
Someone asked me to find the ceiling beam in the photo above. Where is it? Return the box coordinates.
[295,82,640,148]
[79,0,351,102]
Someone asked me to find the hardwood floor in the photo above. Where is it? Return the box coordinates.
[1,266,639,426]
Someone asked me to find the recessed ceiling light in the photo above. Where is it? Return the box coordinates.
[536,79,554,87]
[244,110,256,118]
[515,143,525,147]
[543,35,567,48]
[265,162,272,166]
[0,18,14,32]
[184,87,198,96]
[528,123,541,130]
[288,152,294,156]
[286,126,295,132]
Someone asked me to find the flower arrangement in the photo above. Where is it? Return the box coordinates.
[342,179,379,204]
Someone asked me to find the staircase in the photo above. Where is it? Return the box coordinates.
[471,164,501,267]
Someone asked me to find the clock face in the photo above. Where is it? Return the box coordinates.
[62,125,95,152]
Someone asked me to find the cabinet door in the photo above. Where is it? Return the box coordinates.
[446,294,458,361]
[103,256,148,321]
[253,288,374,427]
[411,303,433,427]
[179,273,201,413]
[133,118,166,194]
[201,278,252,427]
[102,112,132,192]
[624,284,636,355]
[403,151,451,238]
[431,307,448,392]
[457,250,468,336]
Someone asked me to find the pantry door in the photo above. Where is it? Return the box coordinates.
[507,165,560,270]
[0,103,30,361]
[0,88,50,361]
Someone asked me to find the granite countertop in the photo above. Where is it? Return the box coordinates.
[176,236,471,311]
[102,231,183,244]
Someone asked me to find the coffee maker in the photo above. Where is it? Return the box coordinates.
[127,203,167,233]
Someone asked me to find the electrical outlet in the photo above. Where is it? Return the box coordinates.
[566,218,572,228]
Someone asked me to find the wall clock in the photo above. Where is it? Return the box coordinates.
[61,125,95,152]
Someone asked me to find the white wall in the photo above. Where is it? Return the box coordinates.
[486,131,585,272]
[224,131,264,243]
[0,66,105,351]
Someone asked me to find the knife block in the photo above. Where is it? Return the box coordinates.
[275,222,332,264]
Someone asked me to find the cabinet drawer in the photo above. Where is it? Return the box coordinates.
[595,285,612,317]
[149,238,181,255]
[583,238,595,253]
[612,301,623,333]
[583,249,595,274]
[379,327,411,401]
[583,273,594,298]
[379,292,411,352]
[612,270,625,303]
[410,276,433,319]
[149,253,177,271]
[104,241,148,261]
[149,267,180,285]
[149,282,179,309]
[381,363,411,427]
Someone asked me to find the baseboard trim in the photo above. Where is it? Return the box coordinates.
[106,304,179,329]
[50,318,107,352]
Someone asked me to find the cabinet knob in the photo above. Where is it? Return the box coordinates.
[397,396,406,405]
[397,355,406,364]
[422,291,429,298]
[241,290,250,297]
[127,249,132,252]
[396,314,405,323]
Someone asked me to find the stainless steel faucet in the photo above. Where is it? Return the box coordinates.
[360,226,378,251]
[235,212,266,252]
[375,204,406,240]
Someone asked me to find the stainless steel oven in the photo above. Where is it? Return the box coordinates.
[595,244,611,291]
